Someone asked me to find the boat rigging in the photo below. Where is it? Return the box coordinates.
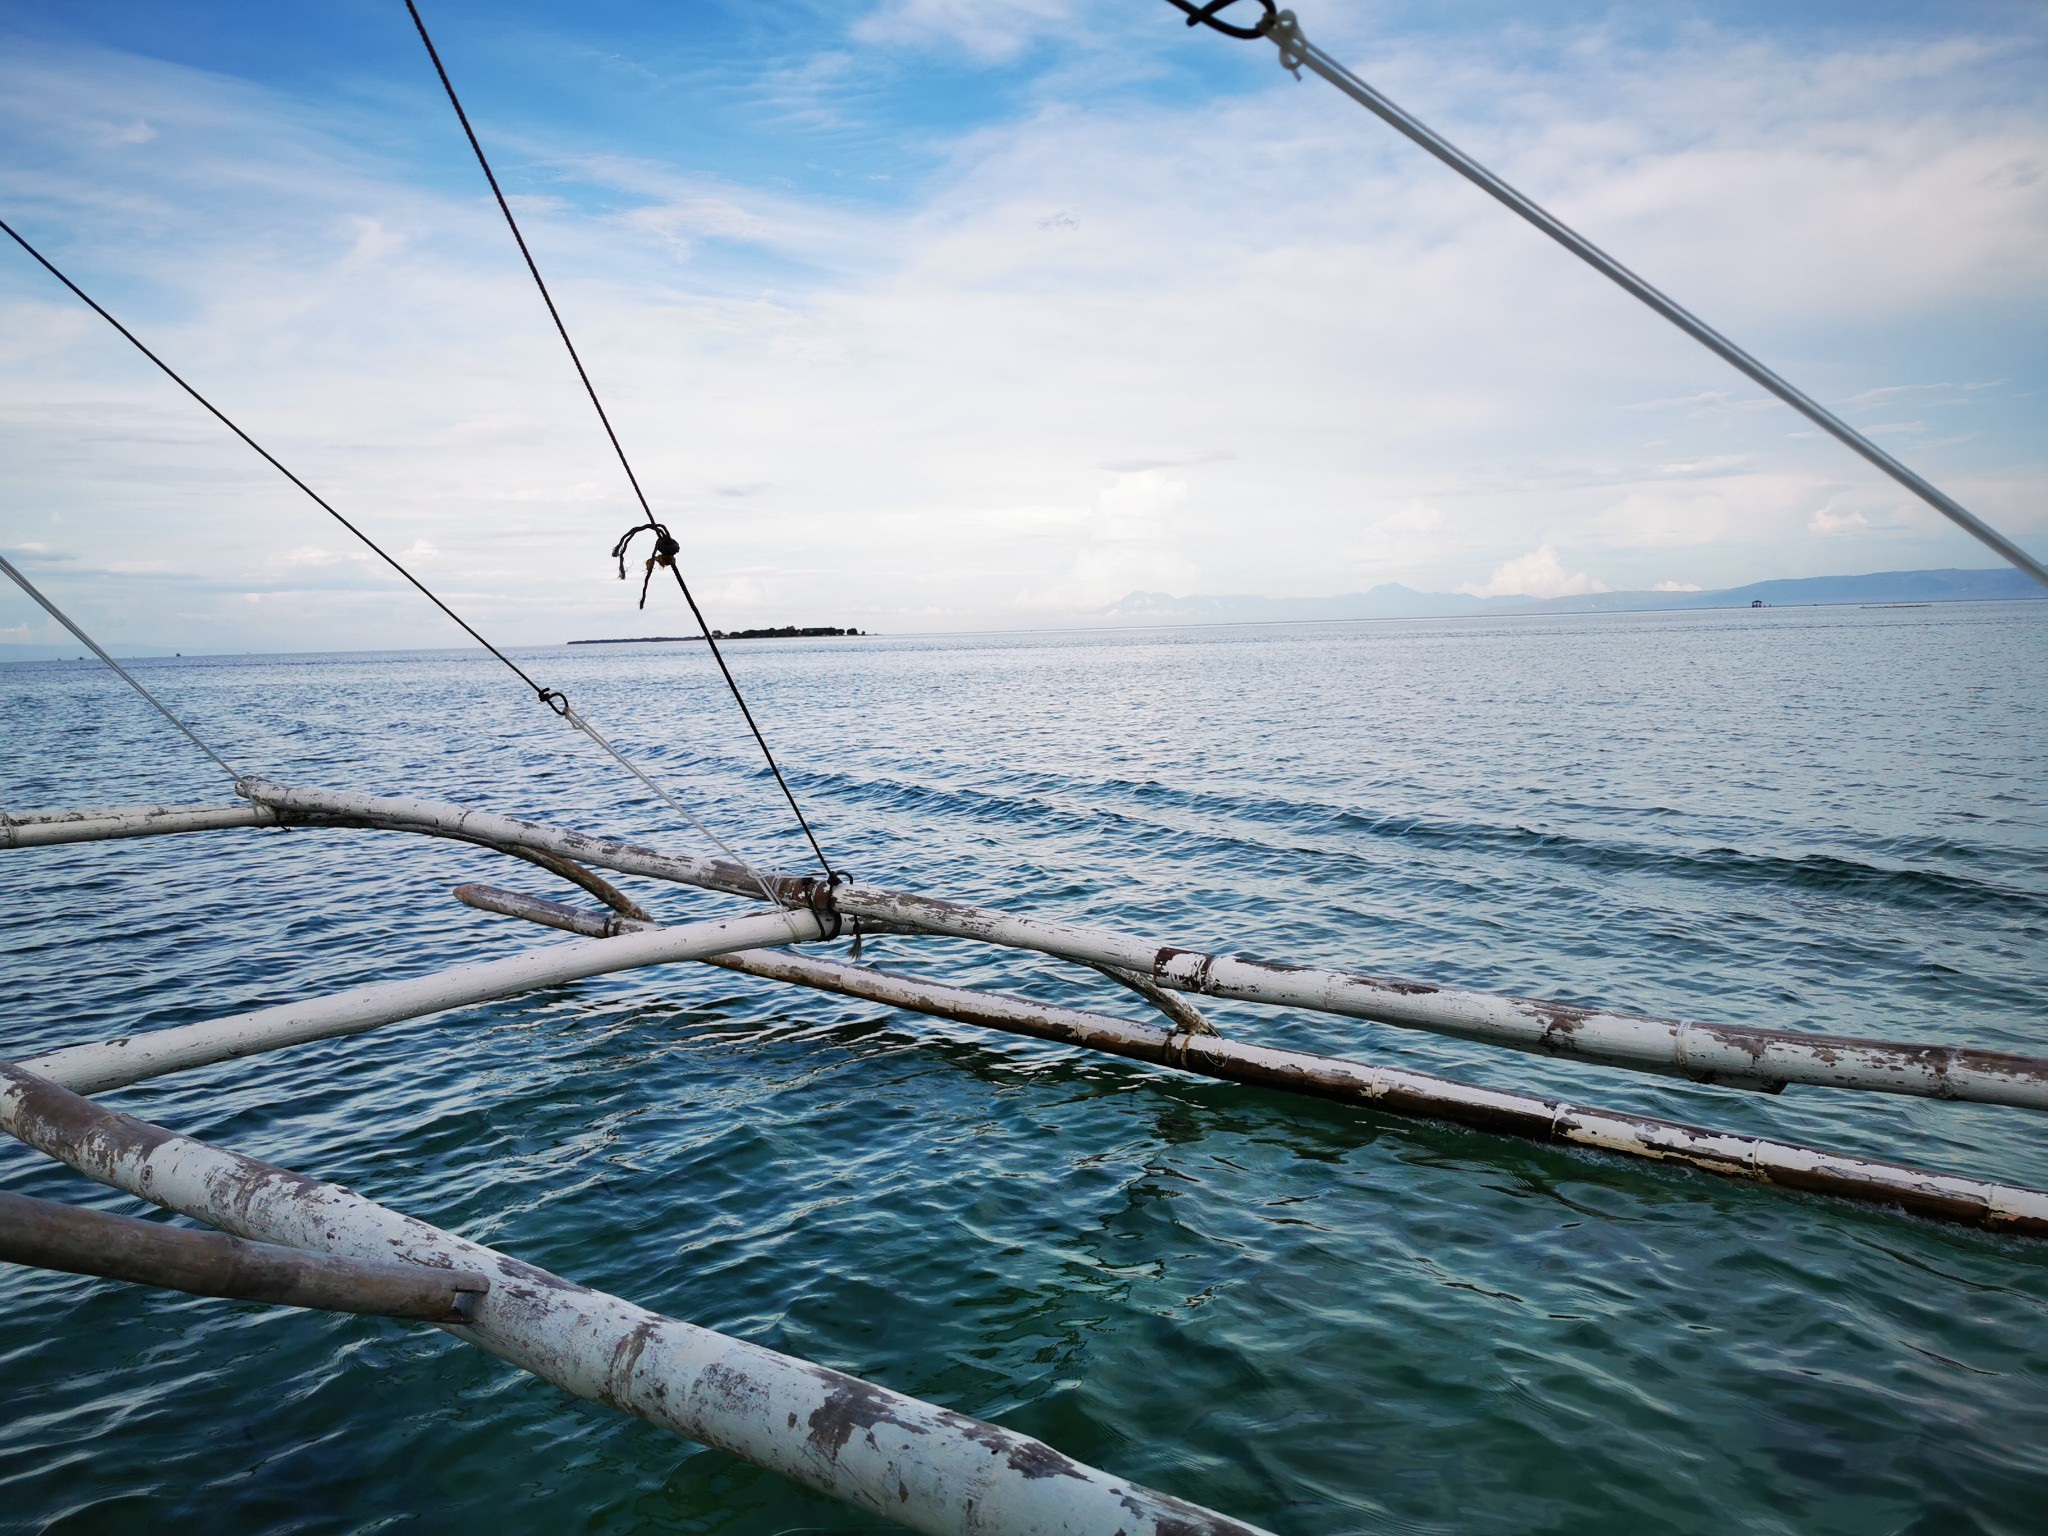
[2,5,2043,1532]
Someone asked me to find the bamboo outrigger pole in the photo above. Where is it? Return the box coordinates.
[10,787,2046,1243]
[0,1061,1268,1536]
[452,884,2048,1240]
[0,1189,488,1321]
[23,907,818,1096]
[15,784,2043,1111]
[10,862,2041,1238]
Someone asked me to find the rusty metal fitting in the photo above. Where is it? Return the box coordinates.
[789,874,845,940]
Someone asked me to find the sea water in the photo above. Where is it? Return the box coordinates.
[1,603,2043,1535]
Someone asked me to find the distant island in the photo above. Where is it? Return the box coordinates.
[4,568,2038,666]
[569,626,864,645]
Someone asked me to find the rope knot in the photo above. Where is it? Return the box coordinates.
[794,873,848,941]
[610,520,682,610]
[1166,0,1275,40]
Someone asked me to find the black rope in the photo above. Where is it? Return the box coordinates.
[0,216,791,891]
[0,216,554,705]
[612,520,680,610]
[404,0,835,879]
[1162,0,1276,41]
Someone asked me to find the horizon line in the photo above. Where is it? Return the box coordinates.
[5,591,2042,665]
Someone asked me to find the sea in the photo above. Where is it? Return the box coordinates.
[1,601,2044,1536]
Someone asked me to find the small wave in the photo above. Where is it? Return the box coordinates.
[809,762,2048,921]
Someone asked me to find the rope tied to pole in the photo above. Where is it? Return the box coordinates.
[1163,1,2048,588]
[0,552,242,784]
[404,0,838,878]
[611,520,683,611]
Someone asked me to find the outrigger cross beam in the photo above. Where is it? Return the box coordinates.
[3,7,2044,1533]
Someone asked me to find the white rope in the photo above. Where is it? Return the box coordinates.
[1255,6,2048,588]
[0,219,793,900]
[0,556,787,905]
[0,553,241,782]
[555,702,786,908]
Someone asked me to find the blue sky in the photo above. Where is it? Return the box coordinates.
[2,0,2043,649]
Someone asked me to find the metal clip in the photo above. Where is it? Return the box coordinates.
[1269,8,1305,76]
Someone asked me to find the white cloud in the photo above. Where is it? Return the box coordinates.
[1654,580,1703,591]
[1024,470,1197,609]
[0,9,2042,651]
[620,195,775,260]
[1810,507,1872,535]
[851,0,1075,63]
[1655,455,1751,476]
[1462,546,1608,600]
[337,216,404,271]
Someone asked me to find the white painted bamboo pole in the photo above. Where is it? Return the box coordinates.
[455,883,642,936]
[240,778,771,901]
[0,1062,1270,1536]
[721,952,2048,1236]
[454,885,2048,1239]
[831,882,2048,1111]
[242,782,2048,1110]
[17,781,2048,1111]
[24,908,819,1096]
[1,801,276,848]
[242,781,2048,1109]
[0,796,662,922]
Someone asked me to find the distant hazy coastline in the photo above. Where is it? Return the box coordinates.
[2,567,2039,663]
[1098,566,2044,627]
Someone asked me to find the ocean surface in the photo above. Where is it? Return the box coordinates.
[1,603,2044,1536]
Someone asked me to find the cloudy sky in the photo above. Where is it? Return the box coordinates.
[2,0,2043,651]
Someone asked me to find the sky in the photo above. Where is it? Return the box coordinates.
[1,0,2044,650]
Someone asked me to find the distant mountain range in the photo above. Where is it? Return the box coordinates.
[1100,567,2044,625]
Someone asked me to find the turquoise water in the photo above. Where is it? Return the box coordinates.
[1,603,2045,1535]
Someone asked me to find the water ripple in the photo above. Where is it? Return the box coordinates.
[2,605,2045,1535]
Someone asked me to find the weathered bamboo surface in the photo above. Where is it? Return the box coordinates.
[455,885,2048,1239]
[456,882,643,936]
[245,779,769,899]
[0,1188,486,1319]
[1,801,275,848]
[0,1061,1270,1536]
[831,885,2048,1108]
[25,908,818,1096]
[238,781,2048,1110]
[14,784,2048,1108]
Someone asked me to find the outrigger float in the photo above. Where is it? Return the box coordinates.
[5,774,2047,1535]
[4,4,2046,1534]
